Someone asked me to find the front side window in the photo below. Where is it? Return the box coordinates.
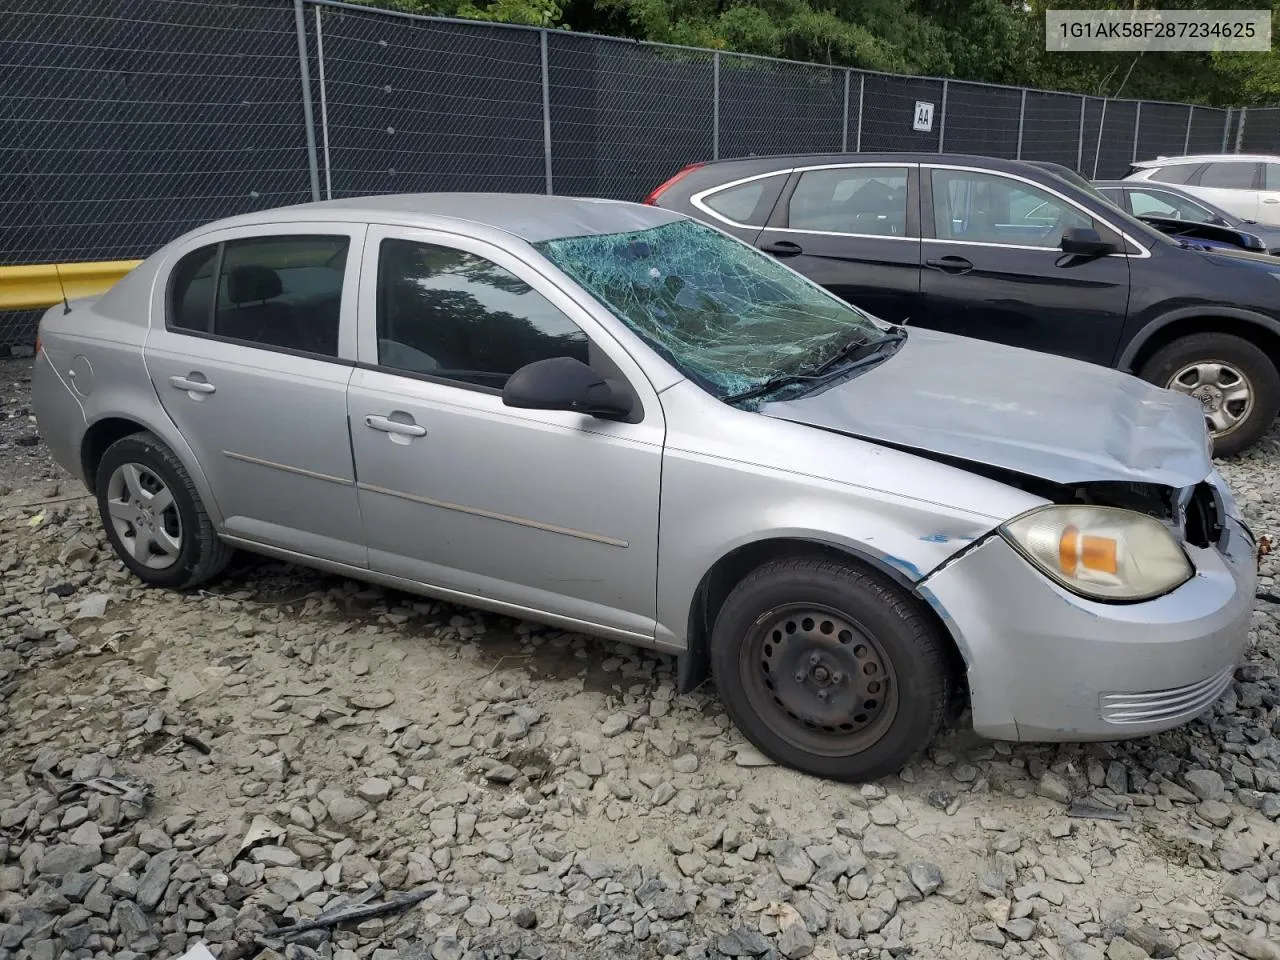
[167,234,348,357]
[1265,163,1280,190]
[1128,189,1215,223]
[535,218,891,400]
[1200,162,1257,189]
[931,169,1094,248]
[787,167,909,236]
[375,239,589,391]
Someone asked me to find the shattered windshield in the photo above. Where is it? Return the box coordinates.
[534,219,892,400]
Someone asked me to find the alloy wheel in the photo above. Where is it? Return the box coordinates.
[1167,360,1253,438]
[105,462,183,570]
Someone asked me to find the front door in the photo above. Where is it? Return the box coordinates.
[752,164,922,324]
[917,166,1131,366]
[144,226,367,565]
[347,226,665,640]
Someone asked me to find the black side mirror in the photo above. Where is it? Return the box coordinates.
[502,357,634,421]
[1060,226,1117,256]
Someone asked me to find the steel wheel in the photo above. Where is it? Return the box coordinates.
[1166,360,1253,438]
[105,462,183,570]
[741,602,899,758]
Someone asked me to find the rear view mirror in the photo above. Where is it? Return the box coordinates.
[1060,226,1117,256]
[502,357,634,421]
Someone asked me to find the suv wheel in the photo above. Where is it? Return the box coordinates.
[95,431,234,589]
[1139,333,1280,458]
[710,557,951,782]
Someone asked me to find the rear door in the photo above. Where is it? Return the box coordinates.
[750,163,921,324]
[917,164,1131,365]
[144,224,367,566]
[1188,161,1262,221]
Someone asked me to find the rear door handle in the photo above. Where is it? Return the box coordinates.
[925,256,974,275]
[760,240,804,257]
[1264,198,1280,204]
[365,415,426,437]
[169,375,215,394]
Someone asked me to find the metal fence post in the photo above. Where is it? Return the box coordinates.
[841,70,850,153]
[1016,89,1027,159]
[1092,98,1108,178]
[1077,96,1086,172]
[855,73,865,152]
[292,0,321,202]
[540,30,552,194]
[313,4,333,200]
[1222,108,1232,150]
[1183,105,1194,155]
[1132,101,1141,161]
[938,79,948,153]
[1235,107,1247,152]
[712,52,720,161]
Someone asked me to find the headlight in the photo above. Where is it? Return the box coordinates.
[1000,505,1192,602]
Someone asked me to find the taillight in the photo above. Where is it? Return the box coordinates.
[35,336,42,354]
[643,162,705,205]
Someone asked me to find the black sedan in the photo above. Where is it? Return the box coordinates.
[1093,179,1280,256]
[645,152,1280,456]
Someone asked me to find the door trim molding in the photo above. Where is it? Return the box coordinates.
[355,481,630,548]
[222,450,354,486]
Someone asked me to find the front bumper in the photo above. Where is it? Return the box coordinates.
[917,513,1255,741]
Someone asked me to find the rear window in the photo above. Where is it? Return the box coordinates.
[1149,164,1201,185]
[701,175,784,226]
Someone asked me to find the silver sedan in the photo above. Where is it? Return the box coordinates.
[32,194,1257,781]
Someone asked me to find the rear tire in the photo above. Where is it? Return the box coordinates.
[95,431,234,589]
[1138,333,1280,458]
[710,557,951,782]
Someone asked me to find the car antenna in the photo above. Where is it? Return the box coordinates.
[54,263,71,315]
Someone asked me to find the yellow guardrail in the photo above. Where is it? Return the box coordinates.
[0,259,142,311]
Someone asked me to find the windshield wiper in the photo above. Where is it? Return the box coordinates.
[723,331,907,406]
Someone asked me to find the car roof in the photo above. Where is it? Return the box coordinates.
[1131,154,1280,167]
[688,152,1073,175]
[186,193,686,244]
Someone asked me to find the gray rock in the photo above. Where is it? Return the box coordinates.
[1125,923,1178,958]
[1107,940,1150,960]
[112,901,156,951]
[860,907,891,934]
[1222,873,1267,907]
[484,764,520,784]
[357,777,392,803]
[1037,772,1072,804]
[327,795,370,824]
[601,713,631,737]
[513,906,537,929]
[1183,769,1226,803]
[578,857,611,880]
[136,849,175,911]
[1064,946,1106,960]
[970,922,1005,946]
[1106,761,1129,795]
[1196,799,1232,827]
[1004,918,1036,941]
[463,903,491,927]
[431,936,464,960]
[673,754,699,773]
[1218,932,1280,960]
[36,844,101,877]
[772,841,815,887]
[908,861,943,896]
[717,926,771,956]
[778,922,815,959]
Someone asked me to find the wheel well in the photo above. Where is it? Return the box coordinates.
[1125,317,1280,377]
[80,418,147,487]
[679,538,969,718]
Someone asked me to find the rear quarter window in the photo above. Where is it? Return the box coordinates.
[1149,164,1202,185]
[699,174,786,226]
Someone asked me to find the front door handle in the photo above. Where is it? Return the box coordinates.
[1263,198,1280,204]
[925,256,974,275]
[365,415,426,438]
[169,375,215,395]
[761,240,804,257]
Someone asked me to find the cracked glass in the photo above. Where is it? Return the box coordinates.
[535,219,890,401]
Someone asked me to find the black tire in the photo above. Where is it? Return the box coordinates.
[1138,333,1280,458]
[710,557,951,782]
[95,431,234,589]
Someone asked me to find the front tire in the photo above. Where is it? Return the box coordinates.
[95,431,234,589]
[710,557,951,782]
[1138,333,1280,458]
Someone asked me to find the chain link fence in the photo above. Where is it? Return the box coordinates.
[1,0,1274,346]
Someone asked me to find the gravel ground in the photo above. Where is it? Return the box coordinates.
[2,356,1280,960]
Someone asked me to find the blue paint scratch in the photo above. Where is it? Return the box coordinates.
[884,554,923,580]
[919,533,951,543]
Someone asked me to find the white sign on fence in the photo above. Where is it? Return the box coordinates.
[913,101,935,133]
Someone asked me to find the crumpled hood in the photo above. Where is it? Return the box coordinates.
[759,327,1214,488]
